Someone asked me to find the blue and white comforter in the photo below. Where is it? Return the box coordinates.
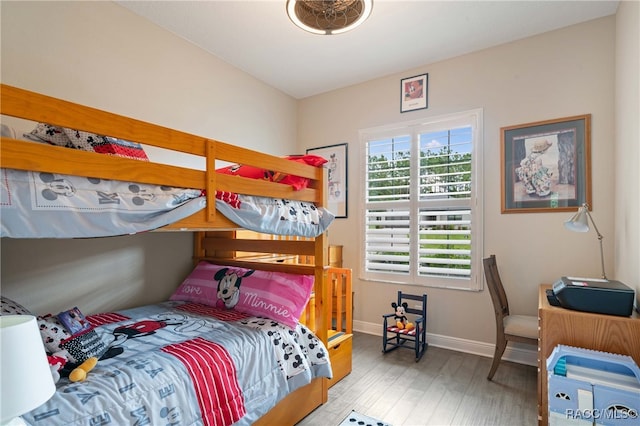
[0,168,205,238]
[22,301,331,426]
[0,169,333,238]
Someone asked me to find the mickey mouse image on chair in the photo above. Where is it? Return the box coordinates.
[214,267,254,309]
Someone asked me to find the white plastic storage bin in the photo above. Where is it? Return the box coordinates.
[547,345,640,426]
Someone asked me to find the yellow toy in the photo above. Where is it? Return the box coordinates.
[69,357,98,382]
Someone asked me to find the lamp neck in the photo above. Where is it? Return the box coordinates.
[584,208,603,241]
[584,204,607,280]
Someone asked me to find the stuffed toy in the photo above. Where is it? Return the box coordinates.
[69,356,98,382]
[391,302,414,331]
[47,352,67,384]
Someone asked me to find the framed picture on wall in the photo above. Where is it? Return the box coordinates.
[501,114,592,213]
[400,73,428,113]
[306,143,348,218]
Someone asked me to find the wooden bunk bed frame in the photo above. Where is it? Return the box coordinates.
[0,84,332,425]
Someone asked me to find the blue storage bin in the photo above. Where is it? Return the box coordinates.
[549,374,594,417]
[547,345,640,426]
[593,384,640,426]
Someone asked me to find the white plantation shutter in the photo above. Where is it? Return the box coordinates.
[365,208,411,274]
[418,209,471,277]
[361,110,483,290]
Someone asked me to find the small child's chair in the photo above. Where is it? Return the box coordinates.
[382,291,428,361]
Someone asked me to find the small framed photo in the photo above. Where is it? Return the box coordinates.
[501,114,592,213]
[57,307,91,335]
[306,143,348,218]
[400,73,428,113]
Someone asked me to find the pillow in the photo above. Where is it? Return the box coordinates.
[61,128,149,161]
[216,154,327,191]
[215,193,334,238]
[281,154,327,189]
[1,295,33,316]
[26,123,149,161]
[170,262,314,329]
[1,124,16,138]
[25,123,74,148]
[286,154,327,167]
[38,313,108,363]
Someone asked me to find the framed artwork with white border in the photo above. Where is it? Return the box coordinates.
[306,143,348,218]
[401,73,428,113]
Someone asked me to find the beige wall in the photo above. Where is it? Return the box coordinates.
[0,1,297,152]
[0,1,298,314]
[1,233,195,315]
[614,1,640,305]
[298,16,621,350]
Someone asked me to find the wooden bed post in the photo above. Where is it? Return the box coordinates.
[314,166,330,342]
[193,231,205,267]
[315,167,330,402]
[314,236,329,343]
[205,140,217,222]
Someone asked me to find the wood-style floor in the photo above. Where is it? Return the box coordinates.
[298,332,538,426]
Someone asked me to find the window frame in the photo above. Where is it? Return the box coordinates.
[359,109,484,291]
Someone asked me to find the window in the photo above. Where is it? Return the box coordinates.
[360,109,483,290]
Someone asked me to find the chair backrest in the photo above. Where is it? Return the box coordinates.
[396,291,427,319]
[483,255,510,322]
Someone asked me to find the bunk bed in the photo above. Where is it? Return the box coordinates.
[0,84,335,425]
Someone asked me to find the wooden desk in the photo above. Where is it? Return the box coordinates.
[537,284,640,425]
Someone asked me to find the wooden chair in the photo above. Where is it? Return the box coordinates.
[483,254,538,380]
[382,291,428,361]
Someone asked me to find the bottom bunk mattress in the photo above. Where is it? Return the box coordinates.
[23,301,332,426]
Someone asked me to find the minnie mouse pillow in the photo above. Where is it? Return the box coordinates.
[170,262,314,329]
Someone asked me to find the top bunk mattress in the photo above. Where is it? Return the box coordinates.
[0,167,206,238]
[0,167,334,238]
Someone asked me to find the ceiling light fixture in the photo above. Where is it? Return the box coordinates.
[286,0,373,35]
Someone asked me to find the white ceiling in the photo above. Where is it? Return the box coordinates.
[117,0,619,99]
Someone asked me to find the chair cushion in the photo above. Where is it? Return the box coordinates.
[503,314,538,339]
[386,326,417,336]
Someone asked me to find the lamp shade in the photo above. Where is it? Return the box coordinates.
[1,315,56,423]
[563,203,607,279]
[564,205,590,232]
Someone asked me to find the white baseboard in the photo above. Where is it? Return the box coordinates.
[354,319,538,367]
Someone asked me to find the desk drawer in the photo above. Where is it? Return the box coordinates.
[328,334,352,387]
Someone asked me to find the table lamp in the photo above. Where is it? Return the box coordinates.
[1,315,56,426]
[563,203,607,280]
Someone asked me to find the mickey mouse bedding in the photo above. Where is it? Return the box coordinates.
[22,301,331,426]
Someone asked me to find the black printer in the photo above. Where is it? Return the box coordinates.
[546,277,635,317]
